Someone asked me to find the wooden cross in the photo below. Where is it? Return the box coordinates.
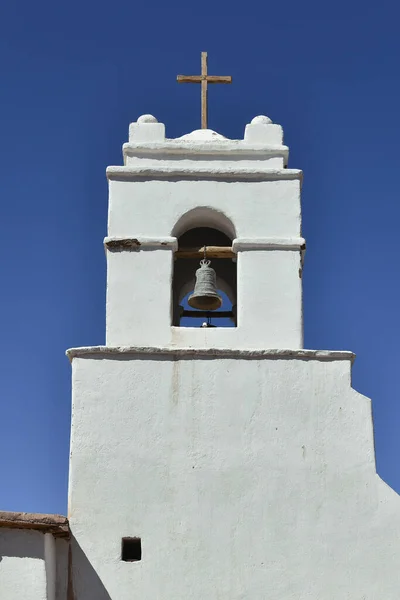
[177,52,232,130]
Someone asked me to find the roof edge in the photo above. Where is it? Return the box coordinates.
[107,165,302,181]
[66,346,355,364]
[0,511,70,538]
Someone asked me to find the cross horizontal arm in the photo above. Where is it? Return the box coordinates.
[177,75,232,84]
[177,75,202,83]
[206,76,232,84]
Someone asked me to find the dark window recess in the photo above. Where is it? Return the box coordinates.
[121,537,142,562]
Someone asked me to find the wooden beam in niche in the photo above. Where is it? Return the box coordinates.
[175,246,234,259]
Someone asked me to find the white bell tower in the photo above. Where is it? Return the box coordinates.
[67,113,400,600]
[104,113,304,348]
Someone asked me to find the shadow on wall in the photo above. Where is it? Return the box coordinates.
[0,530,111,600]
[70,535,112,600]
[0,528,45,559]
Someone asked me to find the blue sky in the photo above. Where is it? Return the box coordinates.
[1,0,400,515]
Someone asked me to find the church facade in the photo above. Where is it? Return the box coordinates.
[1,113,400,599]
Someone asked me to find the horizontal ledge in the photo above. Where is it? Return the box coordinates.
[122,141,288,157]
[103,239,306,255]
[67,346,355,363]
[233,238,306,251]
[104,239,306,255]
[0,511,70,539]
[104,237,178,251]
[107,166,302,182]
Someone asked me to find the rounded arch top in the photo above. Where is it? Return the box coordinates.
[171,207,236,241]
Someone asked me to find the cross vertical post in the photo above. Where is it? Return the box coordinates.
[201,52,208,130]
[177,52,232,129]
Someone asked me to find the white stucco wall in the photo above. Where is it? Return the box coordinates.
[106,248,174,348]
[0,529,47,600]
[68,351,400,600]
[107,178,301,240]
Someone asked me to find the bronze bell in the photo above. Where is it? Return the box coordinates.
[188,259,222,310]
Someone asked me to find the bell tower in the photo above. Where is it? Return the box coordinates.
[67,111,400,600]
[104,113,304,348]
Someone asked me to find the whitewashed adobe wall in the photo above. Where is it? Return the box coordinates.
[68,348,400,600]
[67,116,400,600]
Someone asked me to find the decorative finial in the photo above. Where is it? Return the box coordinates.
[251,115,272,124]
[137,114,158,123]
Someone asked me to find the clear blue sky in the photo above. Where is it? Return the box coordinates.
[1,0,399,515]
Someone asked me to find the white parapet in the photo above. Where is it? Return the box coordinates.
[244,115,284,145]
[129,114,166,143]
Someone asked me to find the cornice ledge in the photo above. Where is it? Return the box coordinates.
[0,511,70,539]
[66,346,355,363]
[122,140,289,157]
[106,165,303,181]
[104,236,178,251]
[233,237,306,252]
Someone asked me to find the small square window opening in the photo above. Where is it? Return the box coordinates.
[121,537,142,562]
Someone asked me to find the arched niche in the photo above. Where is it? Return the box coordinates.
[172,207,236,240]
[172,210,237,327]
